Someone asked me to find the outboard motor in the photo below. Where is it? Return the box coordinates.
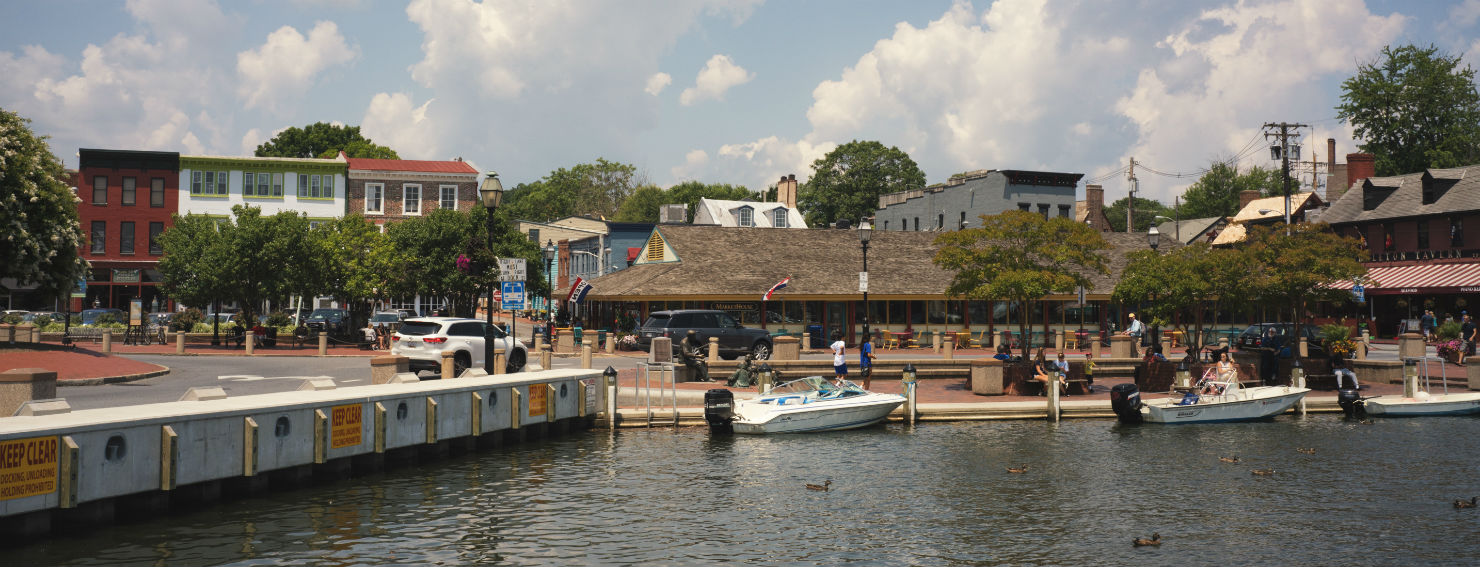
[1110,383,1144,424]
[704,388,735,434]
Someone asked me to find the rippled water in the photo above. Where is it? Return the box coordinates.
[15,416,1480,566]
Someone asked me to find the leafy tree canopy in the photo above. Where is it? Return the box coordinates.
[255,122,400,160]
[0,108,87,296]
[798,140,925,227]
[159,205,316,323]
[1337,44,1480,176]
[614,180,756,223]
[1179,163,1289,219]
[1104,196,1170,232]
[1241,222,1368,339]
[1112,242,1255,343]
[502,158,640,222]
[934,210,1111,358]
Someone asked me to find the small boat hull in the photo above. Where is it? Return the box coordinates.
[1142,386,1309,424]
[1363,392,1480,417]
[731,394,904,434]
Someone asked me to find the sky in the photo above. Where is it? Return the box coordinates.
[2,0,1478,206]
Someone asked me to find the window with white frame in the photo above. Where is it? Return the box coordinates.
[773,208,788,228]
[366,183,384,213]
[257,172,270,196]
[737,206,753,227]
[272,173,283,196]
[216,171,228,195]
[323,175,335,199]
[243,172,255,196]
[298,174,309,197]
[440,185,457,210]
[404,184,421,215]
[191,171,202,195]
[311,175,322,198]
[92,176,107,204]
[122,177,136,206]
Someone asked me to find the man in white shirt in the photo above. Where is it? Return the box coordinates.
[830,331,847,381]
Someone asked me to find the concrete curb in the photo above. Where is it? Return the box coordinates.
[58,366,171,387]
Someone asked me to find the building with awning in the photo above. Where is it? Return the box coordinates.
[568,224,1174,347]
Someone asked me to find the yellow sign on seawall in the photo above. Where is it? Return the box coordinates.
[528,384,547,417]
[0,436,58,501]
[330,404,363,449]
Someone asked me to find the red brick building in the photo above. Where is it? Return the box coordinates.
[345,155,479,231]
[75,149,179,311]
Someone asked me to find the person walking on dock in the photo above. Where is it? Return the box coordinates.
[830,331,848,381]
[859,331,876,389]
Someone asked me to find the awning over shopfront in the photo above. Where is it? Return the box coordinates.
[1329,262,1480,295]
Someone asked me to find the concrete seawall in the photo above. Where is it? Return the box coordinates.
[0,369,600,538]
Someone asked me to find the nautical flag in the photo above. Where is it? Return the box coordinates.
[763,277,791,301]
[565,277,583,302]
[570,279,593,304]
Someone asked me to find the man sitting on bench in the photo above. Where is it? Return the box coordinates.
[1332,351,1359,390]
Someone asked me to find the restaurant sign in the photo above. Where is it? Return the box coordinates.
[112,268,140,283]
[712,302,758,311]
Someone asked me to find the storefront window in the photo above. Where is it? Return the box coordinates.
[886,301,906,325]
[947,300,965,325]
[909,300,926,325]
[926,300,947,324]
[967,301,990,325]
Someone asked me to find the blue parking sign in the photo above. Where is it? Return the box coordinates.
[500,281,526,311]
[1352,284,1365,303]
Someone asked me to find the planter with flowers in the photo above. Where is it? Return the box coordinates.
[1437,339,1465,363]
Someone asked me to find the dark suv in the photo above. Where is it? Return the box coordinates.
[304,308,351,336]
[637,309,772,360]
[1236,323,1325,357]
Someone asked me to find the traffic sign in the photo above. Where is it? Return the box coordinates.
[500,281,526,311]
[498,258,527,282]
[1352,284,1365,303]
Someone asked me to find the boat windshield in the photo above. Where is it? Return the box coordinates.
[768,377,867,398]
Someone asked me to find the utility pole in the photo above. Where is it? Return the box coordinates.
[1264,122,1308,236]
[1126,157,1137,233]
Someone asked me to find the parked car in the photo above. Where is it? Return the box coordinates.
[21,311,58,323]
[304,308,351,336]
[1236,323,1326,357]
[370,311,403,330]
[636,309,772,360]
[391,317,528,376]
[79,308,126,326]
[204,312,238,326]
[394,309,419,320]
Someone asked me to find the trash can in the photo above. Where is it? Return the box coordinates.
[807,324,824,348]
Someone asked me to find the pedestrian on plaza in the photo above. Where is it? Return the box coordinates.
[993,343,1012,361]
[830,331,848,381]
[1421,310,1436,341]
[859,331,876,390]
[1033,348,1068,396]
[1124,312,1144,357]
[1463,314,1477,366]
[1083,351,1096,392]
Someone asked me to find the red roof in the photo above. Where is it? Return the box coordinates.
[345,157,478,175]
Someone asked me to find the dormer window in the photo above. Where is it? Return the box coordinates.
[772,208,788,228]
[1362,179,1397,211]
[737,206,753,227]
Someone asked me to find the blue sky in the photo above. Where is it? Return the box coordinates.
[3,0,1477,205]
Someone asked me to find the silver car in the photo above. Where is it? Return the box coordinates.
[391,317,528,377]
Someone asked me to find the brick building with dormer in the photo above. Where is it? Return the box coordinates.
[345,156,479,231]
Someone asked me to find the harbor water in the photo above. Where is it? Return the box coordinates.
[13,416,1480,566]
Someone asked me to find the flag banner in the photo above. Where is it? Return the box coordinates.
[570,279,593,304]
[763,277,791,301]
[565,277,583,302]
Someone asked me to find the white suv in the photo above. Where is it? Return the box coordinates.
[391,317,528,377]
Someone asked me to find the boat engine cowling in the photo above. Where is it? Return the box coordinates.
[705,389,735,433]
[1110,383,1144,424]
[1337,387,1365,420]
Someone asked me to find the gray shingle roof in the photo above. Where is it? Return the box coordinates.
[1153,216,1225,244]
[583,225,1174,300]
[1321,164,1480,225]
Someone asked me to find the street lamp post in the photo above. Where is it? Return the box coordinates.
[479,172,507,375]
[1153,214,1177,243]
[1148,225,1161,252]
[858,219,872,344]
[543,239,556,339]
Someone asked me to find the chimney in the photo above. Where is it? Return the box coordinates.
[1326,139,1335,169]
[1085,184,1107,231]
[1347,153,1376,187]
[1238,190,1260,210]
[777,173,798,210]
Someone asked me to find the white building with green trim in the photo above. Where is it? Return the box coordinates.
[178,154,349,222]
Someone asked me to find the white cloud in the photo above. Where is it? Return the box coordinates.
[361,92,439,159]
[645,72,672,95]
[679,54,753,105]
[237,21,356,114]
[240,128,264,155]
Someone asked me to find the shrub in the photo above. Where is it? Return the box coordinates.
[265,311,293,327]
[30,315,53,328]
[94,312,121,326]
[1437,321,1462,341]
[171,308,203,331]
[1319,324,1351,344]
[0,314,22,325]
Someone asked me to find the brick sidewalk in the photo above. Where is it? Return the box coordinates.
[0,348,168,384]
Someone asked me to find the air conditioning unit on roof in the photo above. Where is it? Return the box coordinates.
[660,204,687,224]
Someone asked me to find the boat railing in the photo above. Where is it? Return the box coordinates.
[634,362,679,428]
[1403,356,1450,395]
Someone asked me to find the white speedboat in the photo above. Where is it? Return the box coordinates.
[705,377,904,434]
[1111,372,1309,424]
[1360,357,1480,417]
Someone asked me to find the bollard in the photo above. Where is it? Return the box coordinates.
[1160,335,1172,358]
[533,335,543,353]
[1047,370,1060,422]
[1402,358,1418,399]
[245,332,255,355]
[933,331,941,353]
[604,366,618,429]
[175,331,185,354]
[1356,341,1368,360]
[605,334,615,354]
[1292,360,1306,416]
[1090,333,1102,359]
[901,363,918,424]
[943,335,955,359]
[1056,330,1066,352]
[539,344,552,371]
[102,329,113,353]
[492,352,506,375]
[1298,337,1309,358]
[801,332,811,352]
[441,351,455,378]
[708,337,719,362]
[318,332,328,356]
[581,338,593,369]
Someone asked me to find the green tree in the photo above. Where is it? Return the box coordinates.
[1337,44,1480,176]
[314,214,402,327]
[1112,242,1255,348]
[613,181,757,223]
[612,185,668,222]
[0,108,88,297]
[1105,196,1170,232]
[387,208,485,317]
[798,140,926,227]
[1242,223,1368,342]
[1180,163,1287,219]
[934,210,1112,359]
[218,205,316,324]
[502,159,639,221]
[157,214,232,310]
[255,122,400,160]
